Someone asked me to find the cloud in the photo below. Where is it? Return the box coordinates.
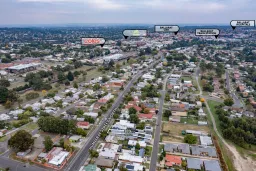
[17,0,126,10]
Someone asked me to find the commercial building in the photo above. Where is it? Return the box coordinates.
[5,63,41,74]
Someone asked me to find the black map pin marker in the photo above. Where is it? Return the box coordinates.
[195,28,220,39]
[154,25,180,35]
[230,20,255,30]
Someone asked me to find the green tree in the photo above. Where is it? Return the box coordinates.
[135,143,140,150]
[89,150,99,158]
[128,107,137,115]
[163,110,172,117]
[113,113,119,119]
[76,128,87,137]
[0,86,8,103]
[102,75,109,83]
[8,130,34,151]
[44,136,53,152]
[67,71,74,81]
[224,97,234,106]
[184,134,197,144]
[57,71,66,82]
[100,130,108,139]
[0,79,10,87]
[73,82,78,89]
[129,114,139,124]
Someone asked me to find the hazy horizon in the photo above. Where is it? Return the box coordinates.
[0,0,255,26]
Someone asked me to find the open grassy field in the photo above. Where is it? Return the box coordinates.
[181,76,192,81]
[206,100,222,130]
[162,122,210,135]
[180,116,198,124]
[162,135,184,143]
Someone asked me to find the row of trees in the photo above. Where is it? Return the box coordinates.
[200,61,225,77]
[37,116,76,135]
[0,86,19,105]
[215,105,256,148]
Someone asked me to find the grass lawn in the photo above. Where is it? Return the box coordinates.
[206,100,222,131]
[0,136,8,142]
[180,116,198,124]
[158,144,164,154]
[181,76,192,81]
[162,116,169,121]
[144,163,150,169]
[22,122,38,132]
[162,122,210,135]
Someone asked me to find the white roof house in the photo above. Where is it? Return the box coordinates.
[200,136,213,146]
[31,102,42,111]
[0,114,10,121]
[42,98,55,105]
[48,151,69,166]
[117,120,135,129]
[142,73,155,80]
[9,109,24,116]
[119,153,143,163]
[128,140,147,148]
[99,149,116,160]
[83,112,98,118]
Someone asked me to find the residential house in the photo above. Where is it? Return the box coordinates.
[200,136,213,146]
[95,157,114,168]
[204,160,221,171]
[138,113,154,121]
[69,135,81,143]
[45,147,69,167]
[77,121,91,130]
[119,153,143,164]
[187,158,203,170]
[191,146,217,158]
[165,155,182,167]
[164,143,190,154]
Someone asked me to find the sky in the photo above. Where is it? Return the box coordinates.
[0,0,255,25]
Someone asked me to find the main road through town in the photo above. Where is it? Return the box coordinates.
[65,58,162,171]
[149,70,172,171]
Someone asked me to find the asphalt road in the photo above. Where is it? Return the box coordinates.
[65,59,161,171]
[0,156,48,171]
[225,70,243,108]
[149,73,170,171]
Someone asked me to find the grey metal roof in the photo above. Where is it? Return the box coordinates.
[164,143,190,154]
[204,160,221,171]
[187,158,203,170]
[191,146,217,157]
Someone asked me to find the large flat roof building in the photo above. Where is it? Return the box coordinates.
[5,63,41,74]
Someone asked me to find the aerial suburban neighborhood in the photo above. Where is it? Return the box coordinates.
[0,23,255,171]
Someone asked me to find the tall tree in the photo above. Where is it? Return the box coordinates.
[0,86,8,103]
[67,71,74,81]
[44,136,53,152]
[8,130,34,151]
[0,79,10,87]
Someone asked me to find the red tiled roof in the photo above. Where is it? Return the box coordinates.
[125,105,142,112]
[98,99,108,103]
[138,113,153,119]
[165,155,182,167]
[77,121,90,127]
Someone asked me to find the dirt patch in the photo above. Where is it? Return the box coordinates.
[162,135,183,143]
[162,122,210,136]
